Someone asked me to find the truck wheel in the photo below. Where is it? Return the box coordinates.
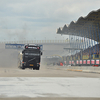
[22,68,25,70]
[33,68,35,70]
[36,67,39,70]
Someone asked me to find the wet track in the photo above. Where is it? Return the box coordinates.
[0,65,100,100]
[0,77,100,98]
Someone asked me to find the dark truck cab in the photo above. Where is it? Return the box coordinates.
[20,44,42,70]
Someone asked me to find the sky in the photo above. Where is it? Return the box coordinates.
[0,0,100,41]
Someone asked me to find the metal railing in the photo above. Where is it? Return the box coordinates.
[0,39,87,44]
[0,40,70,44]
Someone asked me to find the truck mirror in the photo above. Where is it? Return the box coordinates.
[22,50,24,53]
[41,52,42,55]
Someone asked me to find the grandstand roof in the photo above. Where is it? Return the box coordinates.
[56,9,100,42]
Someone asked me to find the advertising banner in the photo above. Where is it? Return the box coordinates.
[5,44,43,50]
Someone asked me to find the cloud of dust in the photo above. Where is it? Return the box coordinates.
[0,43,19,68]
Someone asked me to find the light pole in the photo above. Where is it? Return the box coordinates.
[55,37,56,43]
[34,38,36,43]
[45,37,46,43]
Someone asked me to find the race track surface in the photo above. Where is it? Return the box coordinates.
[0,65,100,100]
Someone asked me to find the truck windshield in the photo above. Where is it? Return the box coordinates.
[24,50,40,56]
[25,52,40,56]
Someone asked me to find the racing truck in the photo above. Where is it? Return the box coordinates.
[18,44,42,70]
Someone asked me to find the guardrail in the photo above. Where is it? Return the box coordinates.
[0,40,70,44]
[0,40,85,44]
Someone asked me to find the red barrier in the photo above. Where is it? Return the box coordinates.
[69,61,71,64]
[87,60,90,64]
[83,60,86,64]
[93,65,99,67]
[96,60,99,64]
[91,60,95,64]
[60,62,63,66]
[76,60,79,64]
[80,60,82,64]
[72,61,74,64]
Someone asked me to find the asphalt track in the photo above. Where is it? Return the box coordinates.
[0,65,100,100]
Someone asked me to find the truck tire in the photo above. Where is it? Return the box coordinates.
[36,67,39,70]
[33,68,35,70]
[22,67,25,70]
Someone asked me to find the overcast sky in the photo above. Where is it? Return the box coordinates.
[0,0,100,41]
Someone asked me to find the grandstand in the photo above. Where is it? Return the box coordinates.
[56,9,100,66]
